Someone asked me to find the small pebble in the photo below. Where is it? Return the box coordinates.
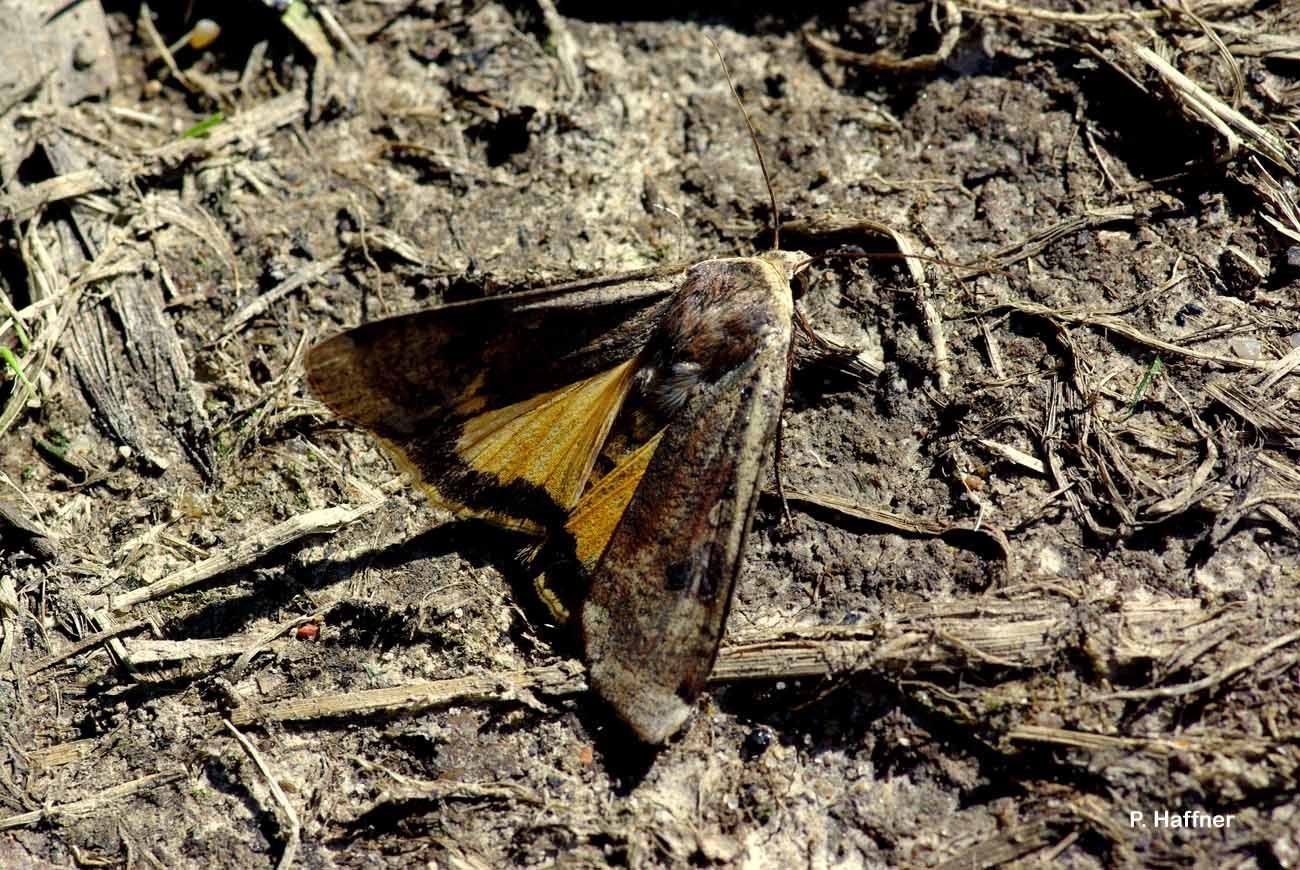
[73,41,97,70]
[742,727,774,759]
[1230,337,1263,359]
[190,19,220,50]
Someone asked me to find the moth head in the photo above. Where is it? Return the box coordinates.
[758,249,810,282]
[759,248,813,300]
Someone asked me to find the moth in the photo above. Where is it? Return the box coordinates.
[306,55,864,744]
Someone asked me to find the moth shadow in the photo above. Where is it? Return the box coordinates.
[718,670,1043,794]
[348,518,526,579]
[169,517,536,645]
[577,713,668,789]
[717,676,897,748]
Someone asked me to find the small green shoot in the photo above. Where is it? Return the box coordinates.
[1123,356,1163,420]
[0,347,34,392]
[1,308,30,350]
[181,112,224,139]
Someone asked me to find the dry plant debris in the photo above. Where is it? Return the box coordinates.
[1,1,1299,867]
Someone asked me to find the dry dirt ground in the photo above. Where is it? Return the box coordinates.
[2,1,1300,867]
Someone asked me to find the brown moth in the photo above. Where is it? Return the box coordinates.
[306,49,854,744]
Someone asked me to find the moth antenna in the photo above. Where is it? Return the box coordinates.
[653,203,687,261]
[706,34,781,252]
[794,250,992,274]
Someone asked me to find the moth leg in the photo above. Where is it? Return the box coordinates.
[792,305,880,381]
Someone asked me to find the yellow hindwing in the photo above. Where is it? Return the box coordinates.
[534,429,665,622]
[421,358,639,532]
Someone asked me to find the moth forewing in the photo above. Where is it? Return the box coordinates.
[581,251,801,744]
[305,269,685,534]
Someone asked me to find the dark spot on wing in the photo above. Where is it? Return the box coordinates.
[665,558,693,591]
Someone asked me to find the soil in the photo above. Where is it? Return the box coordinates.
[2,1,1299,867]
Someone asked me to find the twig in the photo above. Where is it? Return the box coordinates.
[0,770,186,832]
[1254,343,1300,391]
[995,299,1273,371]
[1205,380,1300,439]
[803,1,962,72]
[229,661,585,725]
[1125,39,1296,173]
[1,168,109,222]
[779,488,1012,571]
[24,619,149,678]
[354,756,543,805]
[0,576,18,668]
[91,499,384,615]
[935,816,1072,870]
[979,317,1005,378]
[921,292,952,392]
[977,438,1046,475]
[1091,626,1300,702]
[229,613,322,678]
[217,252,344,341]
[966,207,1137,275]
[223,721,300,870]
[314,5,364,65]
[958,0,1160,25]
[1007,724,1279,757]
[137,3,188,90]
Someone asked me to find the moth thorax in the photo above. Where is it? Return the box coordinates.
[638,259,790,415]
